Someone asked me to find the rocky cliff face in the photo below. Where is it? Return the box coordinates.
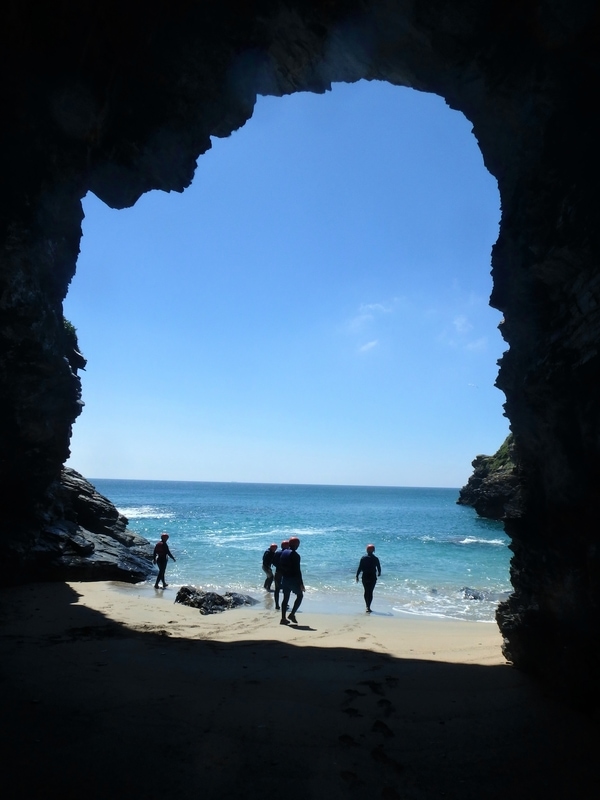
[2,1,600,700]
[457,436,523,520]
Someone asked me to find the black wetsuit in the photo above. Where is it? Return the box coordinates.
[262,548,275,590]
[271,548,284,608]
[279,548,303,621]
[356,553,381,611]
[153,540,175,588]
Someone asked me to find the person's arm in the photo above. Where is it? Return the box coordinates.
[295,552,305,590]
[377,557,381,577]
[168,546,176,562]
[356,560,362,582]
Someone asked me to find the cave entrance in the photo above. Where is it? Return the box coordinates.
[65,80,507,485]
[64,78,510,619]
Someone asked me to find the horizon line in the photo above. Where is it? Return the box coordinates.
[84,475,461,491]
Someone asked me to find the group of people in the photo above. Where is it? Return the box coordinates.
[153,531,382,616]
[263,540,382,617]
[262,538,305,624]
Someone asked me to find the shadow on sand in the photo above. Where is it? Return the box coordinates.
[0,583,596,800]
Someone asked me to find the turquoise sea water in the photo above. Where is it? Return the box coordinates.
[94,480,512,623]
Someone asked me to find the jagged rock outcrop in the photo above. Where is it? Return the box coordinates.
[7,467,153,583]
[457,435,523,520]
[2,1,600,700]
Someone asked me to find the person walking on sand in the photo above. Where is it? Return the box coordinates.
[356,544,381,613]
[272,539,289,611]
[279,536,305,625]
[153,532,176,589]
[262,543,278,590]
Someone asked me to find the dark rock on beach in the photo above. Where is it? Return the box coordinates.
[462,587,487,601]
[457,435,523,521]
[175,585,258,615]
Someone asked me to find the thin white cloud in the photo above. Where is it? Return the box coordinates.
[362,302,392,314]
[437,331,487,352]
[466,337,487,352]
[358,340,378,353]
[453,315,472,334]
[348,310,374,330]
[348,300,395,331]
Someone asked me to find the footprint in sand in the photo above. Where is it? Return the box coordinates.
[342,707,362,718]
[371,719,395,738]
[342,688,366,703]
[358,679,385,695]
[363,663,384,674]
[377,698,395,717]
[370,744,404,774]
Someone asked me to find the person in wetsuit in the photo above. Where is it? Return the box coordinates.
[356,543,381,613]
[279,536,304,625]
[153,532,176,589]
[272,539,289,610]
[262,543,277,590]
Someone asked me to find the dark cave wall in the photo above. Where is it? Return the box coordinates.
[2,1,600,692]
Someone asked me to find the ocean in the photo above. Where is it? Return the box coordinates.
[94,480,512,623]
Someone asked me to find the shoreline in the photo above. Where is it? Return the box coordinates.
[119,574,508,624]
[1,580,596,799]
[114,578,503,619]
[87,580,507,665]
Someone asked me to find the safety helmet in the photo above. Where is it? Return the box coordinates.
[281,540,290,549]
[366,543,375,553]
[289,536,300,549]
[269,543,277,551]
[161,533,169,540]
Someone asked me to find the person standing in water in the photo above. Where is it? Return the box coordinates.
[279,536,304,625]
[356,544,381,613]
[153,532,176,589]
[262,543,278,590]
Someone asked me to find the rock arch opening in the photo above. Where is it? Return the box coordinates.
[66,81,507,488]
[2,0,600,701]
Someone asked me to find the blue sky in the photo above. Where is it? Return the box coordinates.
[64,79,509,487]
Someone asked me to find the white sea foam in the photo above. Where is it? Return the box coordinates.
[118,505,174,520]
[457,536,506,546]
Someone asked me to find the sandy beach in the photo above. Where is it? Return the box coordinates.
[0,581,595,799]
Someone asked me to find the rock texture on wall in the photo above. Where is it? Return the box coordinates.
[2,1,600,698]
[7,467,153,583]
[457,435,522,520]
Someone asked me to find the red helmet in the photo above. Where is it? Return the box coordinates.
[281,540,290,549]
[366,544,375,553]
[269,543,277,551]
[289,536,300,550]
[161,533,169,540]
